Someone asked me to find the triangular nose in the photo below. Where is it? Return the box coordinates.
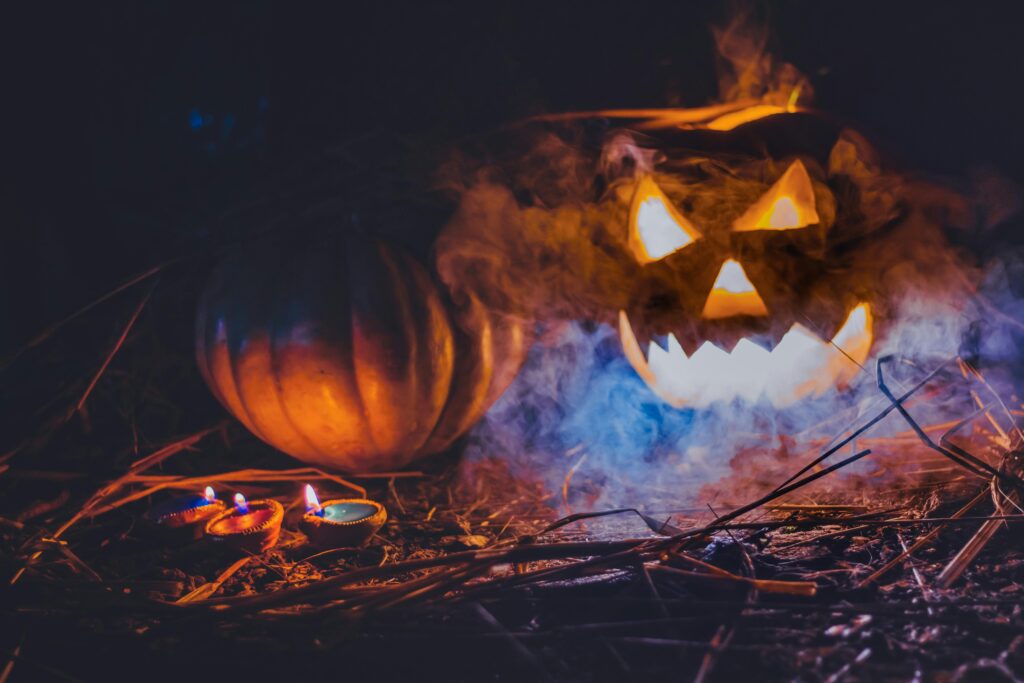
[701,259,768,319]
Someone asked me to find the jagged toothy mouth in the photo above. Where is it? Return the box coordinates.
[618,303,873,408]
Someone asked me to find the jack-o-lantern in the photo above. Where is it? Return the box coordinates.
[195,230,530,472]
[608,106,958,409]
[431,20,979,443]
[437,103,971,414]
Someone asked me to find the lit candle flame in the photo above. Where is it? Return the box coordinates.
[304,484,323,516]
[233,492,249,514]
[203,486,216,503]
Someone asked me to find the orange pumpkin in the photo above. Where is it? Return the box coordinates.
[195,231,530,472]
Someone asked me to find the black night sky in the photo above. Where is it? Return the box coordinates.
[7,0,1024,354]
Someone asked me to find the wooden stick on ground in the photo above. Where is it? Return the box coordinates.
[176,557,254,604]
[647,564,817,597]
[937,454,1024,588]
[858,488,988,588]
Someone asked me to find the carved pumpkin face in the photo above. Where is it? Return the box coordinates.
[436,104,970,416]
[610,113,895,409]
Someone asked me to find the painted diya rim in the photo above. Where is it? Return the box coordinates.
[148,496,227,530]
[205,499,285,551]
[300,498,387,548]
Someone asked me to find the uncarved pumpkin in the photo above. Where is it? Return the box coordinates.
[195,231,530,472]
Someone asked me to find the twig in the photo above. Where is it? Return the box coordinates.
[824,647,872,683]
[689,449,874,539]
[876,356,1001,480]
[897,532,935,605]
[387,477,407,515]
[0,637,23,683]
[773,359,954,494]
[692,505,757,683]
[648,565,816,597]
[858,488,988,587]
[676,514,1024,531]
[67,280,157,422]
[528,507,685,541]
[472,602,554,683]
[561,451,587,514]
[937,453,1024,588]
[0,264,164,372]
[773,524,871,552]
[176,556,254,604]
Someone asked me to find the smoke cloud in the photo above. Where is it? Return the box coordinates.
[434,24,1024,514]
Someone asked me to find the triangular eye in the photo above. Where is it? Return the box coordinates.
[732,160,820,232]
[629,176,703,264]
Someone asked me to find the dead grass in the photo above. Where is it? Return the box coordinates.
[2,263,1024,683]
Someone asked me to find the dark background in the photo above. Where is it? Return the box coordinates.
[6,0,1024,355]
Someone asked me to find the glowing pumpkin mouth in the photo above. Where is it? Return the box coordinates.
[618,303,873,408]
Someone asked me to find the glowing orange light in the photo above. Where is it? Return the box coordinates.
[619,302,873,408]
[203,486,216,503]
[829,303,873,386]
[706,104,788,131]
[733,160,820,232]
[233,493,248,514]
[533,89,803,131]
[304,484,323,515]
[762,196,800,229]
[705,87,801,131]
[629,176,702,264]
[701,260,768,319]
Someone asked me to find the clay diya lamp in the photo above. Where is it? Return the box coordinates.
[204,493,284,553]
[299,484,387,548]
[148,486,227,541]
